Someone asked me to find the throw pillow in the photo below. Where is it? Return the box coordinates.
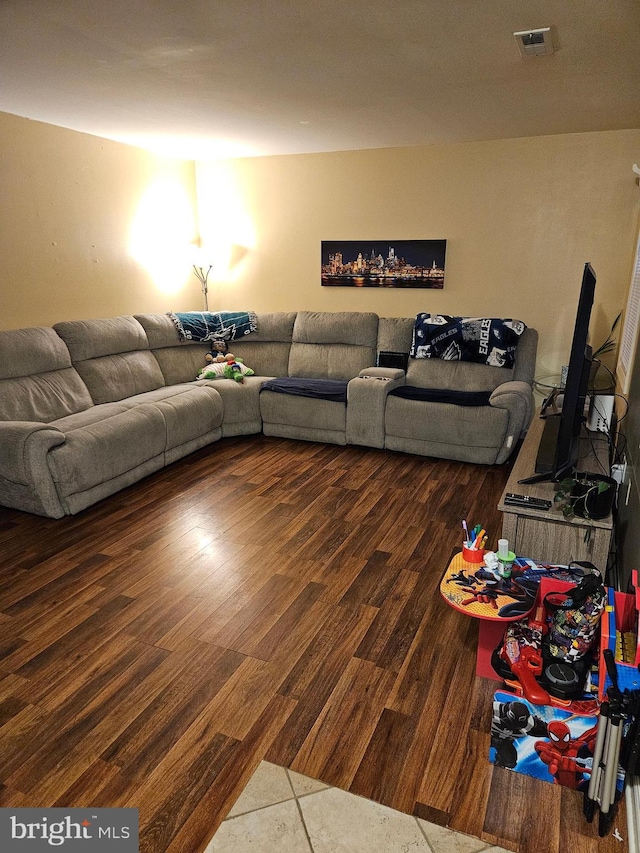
[411,315,526,368]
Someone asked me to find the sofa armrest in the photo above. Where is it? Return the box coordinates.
[347,369,406,448]
[357,367,405,382]
[489,380,534,463]
[0,421,66,517]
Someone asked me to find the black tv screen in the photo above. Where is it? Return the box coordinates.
[521,263,595,484]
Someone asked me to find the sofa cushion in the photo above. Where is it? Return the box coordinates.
[52,385,224,455]
[133,386,223,451]
[377,317,414,356]
[292,311,378,347]
[406,358,513,392]
[132,313,208,385]
[134,313,188,349]
[73,353,165,405]
[260,391,347,433]
[48,404,167,496]
[0,326,93,422]
[0,326,71,378]
[411,315,526,368]
[226,312,297,377]
[0,371,95,423]
[389,387,492,406]
[240,312,297,344]
[199,375,267,435]
[261,377,348,403]
[51,402,134,430]
[385,396,508,453]
[117,383,205,403]
[288,311,378,380]
[54,316,149,361]
[54,316,165,405]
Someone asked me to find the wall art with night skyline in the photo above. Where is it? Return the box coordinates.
[321,240,446,289]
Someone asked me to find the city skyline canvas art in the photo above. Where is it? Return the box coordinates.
[321,240,446,288]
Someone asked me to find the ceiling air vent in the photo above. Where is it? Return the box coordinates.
[513,27,554,58]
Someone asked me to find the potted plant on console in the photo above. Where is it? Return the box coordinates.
[554,472,616,521]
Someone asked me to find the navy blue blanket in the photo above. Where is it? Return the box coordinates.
[169,311,258,342]
[411,315,526,369]
[261,377,348,403]
[390,387,492,406]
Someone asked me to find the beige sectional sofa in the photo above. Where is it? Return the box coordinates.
[0,310,538,518]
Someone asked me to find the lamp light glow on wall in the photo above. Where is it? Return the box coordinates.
[130,176,197,294]
[195,163,256,292]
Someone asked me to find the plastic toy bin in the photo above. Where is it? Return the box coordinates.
[598,569,640,702]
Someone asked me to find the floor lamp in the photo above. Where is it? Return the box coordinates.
[192,264,212,312]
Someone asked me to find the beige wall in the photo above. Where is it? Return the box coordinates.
[0,111,201,330]
[197,130,640,374]
[2,111,638,378]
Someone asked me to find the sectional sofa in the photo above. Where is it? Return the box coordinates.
[0,311,538,518]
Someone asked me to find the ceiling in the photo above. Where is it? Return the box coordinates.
[1,0,639,160]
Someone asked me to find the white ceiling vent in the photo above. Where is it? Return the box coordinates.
[513,27,554,58]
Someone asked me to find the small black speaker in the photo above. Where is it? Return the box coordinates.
[377,351,409,371]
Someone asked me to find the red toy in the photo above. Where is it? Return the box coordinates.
[535,719,598,789]
[499,605,551,706]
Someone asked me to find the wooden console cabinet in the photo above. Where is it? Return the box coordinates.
[498,413,613,571]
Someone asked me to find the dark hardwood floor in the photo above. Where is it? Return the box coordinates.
[0,436,625,852]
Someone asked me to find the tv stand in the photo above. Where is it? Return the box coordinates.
[498,411,613,570]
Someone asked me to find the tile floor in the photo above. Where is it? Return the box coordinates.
[205,761,513,853]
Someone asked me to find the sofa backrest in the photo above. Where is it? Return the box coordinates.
[224,312,297,377]
[377,317,538,392]
[288,311,379,381]
[511,327,538,385]
[135,313,210,384]
[54,316,165,404]
[377,317,414,355]
[135,312,297,381]
[0,326,93,422]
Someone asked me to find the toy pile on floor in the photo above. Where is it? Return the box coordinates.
[489,565,640,844]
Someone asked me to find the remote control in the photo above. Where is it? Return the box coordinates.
[504,492,552,510]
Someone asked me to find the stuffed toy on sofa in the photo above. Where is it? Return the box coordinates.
[197,353,254,383]
[205,340,228,363]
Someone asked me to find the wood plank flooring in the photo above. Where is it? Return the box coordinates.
[0,436,625,852]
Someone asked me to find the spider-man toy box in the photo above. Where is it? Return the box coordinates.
[490,690,599,789]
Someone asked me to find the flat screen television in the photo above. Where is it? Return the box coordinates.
[520,262,596,485]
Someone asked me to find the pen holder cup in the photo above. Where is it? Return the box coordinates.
[462,546,485,564]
